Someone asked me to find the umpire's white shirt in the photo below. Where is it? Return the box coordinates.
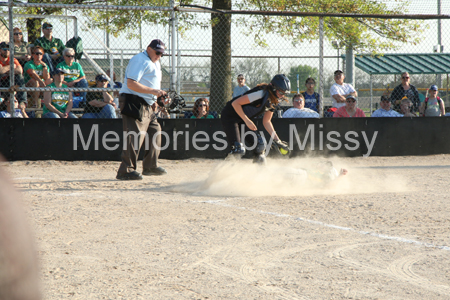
[120,51,161,105]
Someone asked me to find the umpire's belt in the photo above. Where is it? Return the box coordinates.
[119,93,149,106]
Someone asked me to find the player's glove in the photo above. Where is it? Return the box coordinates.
[274,140,290,155]
[157,95,167,107]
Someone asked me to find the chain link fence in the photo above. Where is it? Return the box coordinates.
[0,1,449,119]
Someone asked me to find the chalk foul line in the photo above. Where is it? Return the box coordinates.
[199,199,450,252]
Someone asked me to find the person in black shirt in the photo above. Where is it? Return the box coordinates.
[221,74,291,163]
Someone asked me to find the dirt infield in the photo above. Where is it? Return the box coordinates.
[2,155,450,299]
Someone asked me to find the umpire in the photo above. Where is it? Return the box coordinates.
[116,39,168,180]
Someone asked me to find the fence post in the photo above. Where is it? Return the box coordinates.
[170,2,177,92]
[319,17,324,118]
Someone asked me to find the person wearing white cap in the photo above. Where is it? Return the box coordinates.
[333,95,366,118]
[419,85,445,117]
[116,39,169,180]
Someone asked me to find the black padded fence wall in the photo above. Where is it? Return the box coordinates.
[1,118,450,161]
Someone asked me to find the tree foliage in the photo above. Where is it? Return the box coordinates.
[233,58,271,88]
[233,0,427,53]
[287,64,318,92]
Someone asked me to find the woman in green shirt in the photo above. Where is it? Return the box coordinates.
[56,47,88,104]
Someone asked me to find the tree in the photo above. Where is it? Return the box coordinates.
[17,0,427,110]
[287,64,318,93]
[233,58,271,88]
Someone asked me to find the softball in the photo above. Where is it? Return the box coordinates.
[280,148,288,155]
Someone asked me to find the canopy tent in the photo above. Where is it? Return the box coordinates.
[344,53,450,113]
[354,53,450,75]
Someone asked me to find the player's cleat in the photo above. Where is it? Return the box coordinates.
[116,171,143,180]
[230,142,246,155]
[142,167,167,176]
[252,154,266,165]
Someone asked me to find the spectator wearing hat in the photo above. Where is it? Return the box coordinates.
[330,70,357,110]
[282,93,319,118]
[419,85,445,117]
[82,74,116,119]
[34,22,65,76]
[389,72,420,113]
[43,68,77,118]
[232,74,250,98]
[57,47,88,104]
[400,97,416,117]
[333,95,366,118]
[371,95,403,117]
[0,41,26,105]
[24,45,52,107]
[116,39,169,180]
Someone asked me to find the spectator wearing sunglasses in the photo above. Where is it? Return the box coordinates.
[232,74,250,98]
[333,95,366,118]
[116,39,168,180]
[389,72,420,113]
[34,22,65,76]
[12,27,31,67]
[57,47,88,103]
[191,97,214,119]
[23,46,52,107]
[0,41,26,105]
[82,74,116,119]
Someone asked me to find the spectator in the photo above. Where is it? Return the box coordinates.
[24,46,52,107]
[34,22,65,76]
[12,27,31,67]
[232,74,250,98]
[0,42,26,105]
[419,85,445,117]
[57,47,88,104]
[153,104,170,119]
[400,97,417,117]
[82,74,116,119]
[301,77,320,112]
[330,69,357,109]
[0,94,28,118]
[333,95,366,118]
[42,68,77,118]
[389,72,420,112]
[105,68,122,106]
[282,93,319,118]
[371,95,403,117]
[191,97,214,119]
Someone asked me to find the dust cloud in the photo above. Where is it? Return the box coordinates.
[171,157,410,197]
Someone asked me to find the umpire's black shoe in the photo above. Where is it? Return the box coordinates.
[142,167,167,176]
[116,171,143,180]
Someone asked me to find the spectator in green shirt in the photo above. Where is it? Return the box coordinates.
[24,46,52,108]
[34,22,65,76]
[43,68,77,118]
[57,47,88,103]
